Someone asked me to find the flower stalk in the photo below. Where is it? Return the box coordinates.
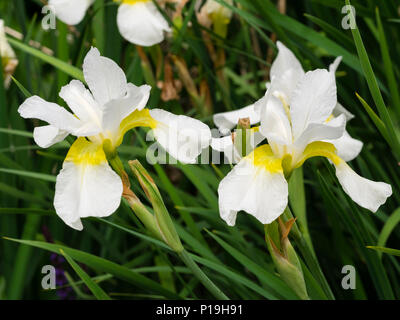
[126,159,229,300]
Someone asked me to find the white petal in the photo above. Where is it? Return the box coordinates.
[48,0,94,25]
[54,138,123,230]
[218,154,288,226]
[329,56,342,74]
[213,104,260,135]
[333,102,354,121]
[33,125,69,148]
[211,130,264,164]
[0,19,16,59]
[270,41,305,102]
[290,69,337,140]
[117,2,171,47]
[328,130,363,162]
[18,96,99,136]
[83,47,128,107]
[59,79,102,127]
[335,161,392,212]
[102,84,151,136]
[211,135,241,164]
[294,114,346,154]
[150,109,211,164]
[260,95,292,150]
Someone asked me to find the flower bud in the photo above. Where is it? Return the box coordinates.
[265,218,309,300]
[129,160,184,253]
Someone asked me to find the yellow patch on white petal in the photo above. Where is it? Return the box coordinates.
[116,108,157,147]
[218,144,288,226]
[54,138,123,230]
[335,161,392,213]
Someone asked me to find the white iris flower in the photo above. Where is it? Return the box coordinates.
[215,42,392,226]
[213,42,363,163]
[48,0,170,46]
[18,47,211,230]
[0,19,18,88]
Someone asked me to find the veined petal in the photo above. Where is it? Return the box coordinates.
[213,103,260,134]
[150,109,212,164]
[59,79,102,127]
[83,47,128,107]
[54,138,123,230]
[33,125,69,148]
[48,0,94,25]
[117,2,171,47]
[218,144,288,226]
[102,83,151,137]
[335,161,392,212]
[290,69,337,140]
[18,96,99,137]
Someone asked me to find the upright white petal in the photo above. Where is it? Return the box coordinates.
[150,109,211,164]
[48,0,94,25]
[260,95,292,155]
[334,161,392,212]
[102,83,151,138]
[59,79,102,128]
[290,69,337,140]
[18,95,100,137]
[83,47,128,107]
[33,125,69,148]
[218,146,288,226]
[270,42,304,102]
[213,104,260,135]
[54,138,123,230]
[117,2,171,47]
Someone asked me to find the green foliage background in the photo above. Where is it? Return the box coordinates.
[0,0,399,300]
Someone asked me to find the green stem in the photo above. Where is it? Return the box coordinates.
[178,250,229,300]
[282,207,334,299]
[295,237,335,300]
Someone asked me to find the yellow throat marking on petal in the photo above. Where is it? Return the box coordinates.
[294,141,342,169]
[65,137,107,166]
[247,144,283,174]
[116,108,158,147]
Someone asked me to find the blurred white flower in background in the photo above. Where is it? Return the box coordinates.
[0,19,18,88]
[48,0,170,46]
